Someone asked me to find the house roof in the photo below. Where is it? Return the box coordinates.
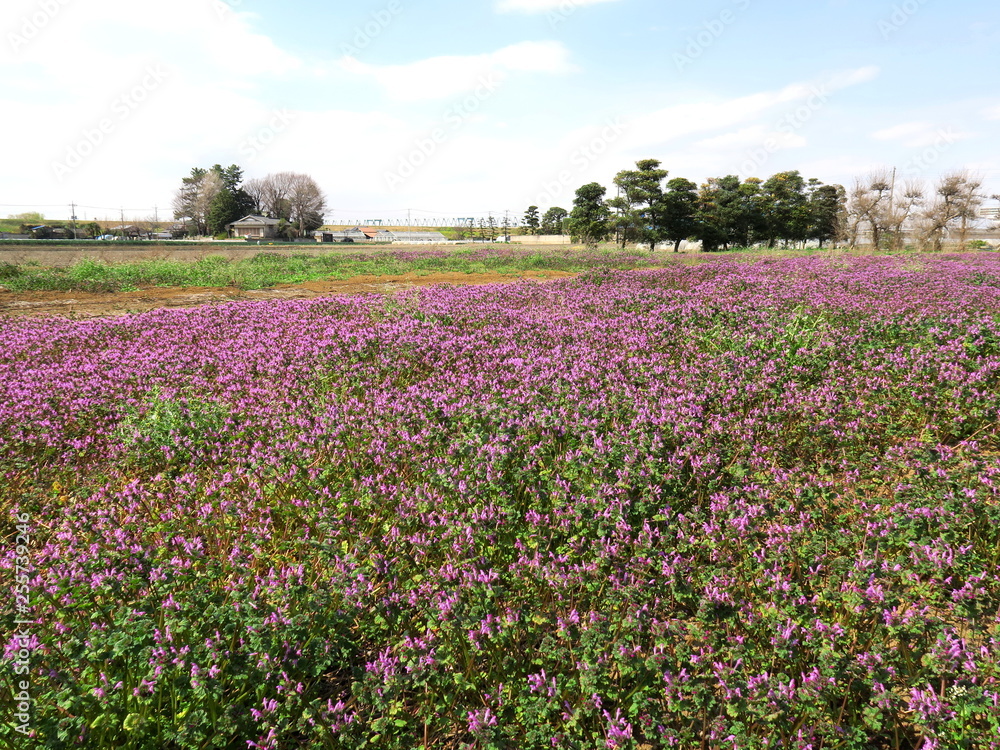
[229,215,280,226]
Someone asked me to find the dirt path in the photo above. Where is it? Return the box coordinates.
[0,270,576,319]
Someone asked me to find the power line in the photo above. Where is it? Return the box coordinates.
[0,203,161,212]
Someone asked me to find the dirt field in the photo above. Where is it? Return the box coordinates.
[0,270,576,319]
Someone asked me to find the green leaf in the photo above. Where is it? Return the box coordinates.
[123,713,142,732]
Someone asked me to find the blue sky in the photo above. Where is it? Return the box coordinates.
[2,0,997,225]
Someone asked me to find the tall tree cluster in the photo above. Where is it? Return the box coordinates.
[172,164,255,236]
[173,166,326,238]
[548,160,847,252]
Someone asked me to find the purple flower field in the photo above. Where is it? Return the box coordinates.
[3,253,1000,749]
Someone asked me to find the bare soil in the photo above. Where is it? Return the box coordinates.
[0,270,576,319]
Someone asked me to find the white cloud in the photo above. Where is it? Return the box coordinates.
[984,104,1000,121]
[871,121,971,148]
[495,0,622,13]
[620,66,879,154]
[341,41,575,102]
[871,121,933,141]
[823,65,880,89]
[694,126,772,150]
[1,0,301,86]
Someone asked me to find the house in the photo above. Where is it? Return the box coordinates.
[228,215,280,240]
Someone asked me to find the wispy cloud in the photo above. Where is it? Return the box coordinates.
[623,67,879,152]
[871,121,970,148]
[340,41,576,102]
[495,0,622,13]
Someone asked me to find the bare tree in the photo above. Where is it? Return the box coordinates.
[256,172,297,220]
[845,170,893,249]
[918,171,985,251]
[172,168,223,236]
[135,213,161,239]
[285,173,327,237]
[243,177,267,215]
[193,171,223,236]
[954,173,985,250]
[885,179,924,250]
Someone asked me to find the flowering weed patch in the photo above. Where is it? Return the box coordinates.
[2,253,1000,748]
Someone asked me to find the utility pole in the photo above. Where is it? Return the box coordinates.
[889,167,898,249]
[70,202,77,239]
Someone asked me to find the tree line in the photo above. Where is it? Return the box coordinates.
[529,160,844,251]
[534,160,994,252]
[172,165,326,239]
[168,159,991,248]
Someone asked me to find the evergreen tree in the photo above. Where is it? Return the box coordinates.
[761,171,809,247]
[808,182,846,248]
[541,207,568,234]
[661,178,699,252]
[608,159,668,250]
[567,183,611,247]
[207,188,243,236]
[523,206,540,235]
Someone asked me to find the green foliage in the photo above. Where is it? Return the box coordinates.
[661,177,699,252]
[608,158,669,250]
[0,261,21,279]
[523,205,540,235]
[762,170,810,247]
[566,183,611,248]
[114,388,231,469]
[6,258,1000,748]
[0,247,672,293]
[696,175,769,251]
[540,207,568,235]
[207,189,240,236]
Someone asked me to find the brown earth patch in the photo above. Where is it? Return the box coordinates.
[0,270,577,319]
